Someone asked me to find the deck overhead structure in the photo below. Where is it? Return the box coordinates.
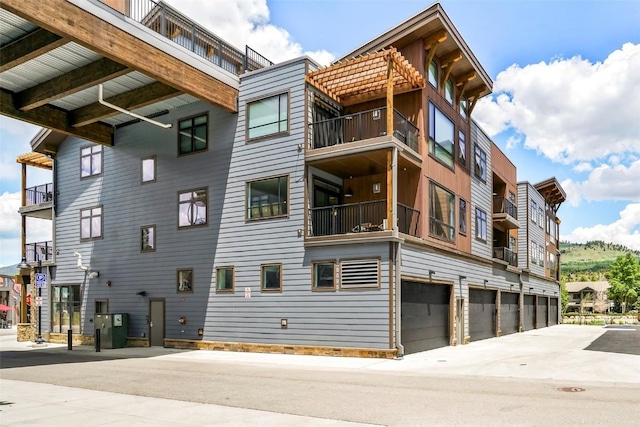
[534,177,567,213]
[0,0,262,150]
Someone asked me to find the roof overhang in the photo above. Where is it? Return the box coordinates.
[534,177,567,211]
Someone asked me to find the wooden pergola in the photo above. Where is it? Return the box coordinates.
[306,48,425,136]
[16,152,53,170]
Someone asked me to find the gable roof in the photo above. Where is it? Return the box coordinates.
[565,281,610,293]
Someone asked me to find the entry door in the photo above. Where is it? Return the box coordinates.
[312,178,341,236]
[149,299,165,347]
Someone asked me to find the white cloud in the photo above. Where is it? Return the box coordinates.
[474,43,640,163]
[561,203,640,251]
[572,162,593,173]
[561,160,640,206]
[0,192,21,238]
[164,0,334,65]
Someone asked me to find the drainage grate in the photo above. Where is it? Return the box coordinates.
[557,387,586,393]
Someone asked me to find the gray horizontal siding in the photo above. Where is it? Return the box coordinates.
[470,122,492,259]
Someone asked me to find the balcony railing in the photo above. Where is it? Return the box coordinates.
[309,200,386,237]
[398,203,420,237]
[25,183,54,206]
[25,241,53,263]
[493,246,518,267]
[126,0,272,74]
[493,196,517,219]
[309,108,419,152]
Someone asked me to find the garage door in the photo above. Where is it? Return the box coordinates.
[537,296,549,328]
[523,295,536,331]
[550,297,559,325]
[401,281,450,354]
[500,292,519,336]
[469,289,496,341]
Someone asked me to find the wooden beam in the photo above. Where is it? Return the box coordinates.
[455,71,476,86]
[1,89,113,145]
[14,58,130,111]
[439,49,462,68]
[0,28,67,73]
[423,30,447,50]
[1,0,238,112]
[386,57,394,136]
[70,81,181,127]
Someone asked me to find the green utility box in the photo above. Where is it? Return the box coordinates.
[94,313,128,349]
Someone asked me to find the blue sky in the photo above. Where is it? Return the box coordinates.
[1,0,639,267]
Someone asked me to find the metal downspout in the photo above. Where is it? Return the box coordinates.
[391,146,404,356]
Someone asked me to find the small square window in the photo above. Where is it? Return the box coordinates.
[247,93,289,140]
[261,264,282,292]
[142,156,156,183]
[81,145,103,178]
[177,269,193,293]
[179,188,207,227]
[247,176,288,220]
[178,114,208,155]
[312,261,335,290]
[141,225,155,252]
[216,266,235,293]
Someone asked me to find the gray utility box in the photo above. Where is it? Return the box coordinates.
[94,313,128,349]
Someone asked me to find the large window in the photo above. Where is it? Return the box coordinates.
[178,188,207,227]
[216,266,235,293]
[247,93,289,140]
[141,225,155,252]
[51,285,81,333]
[429,182,455,242]
[80,206,102,241]
[312,261,336,290]
[81,145,102,178]
[142,156,156,183]
[474,144,487,181]
[261,264,282,292]
[428,103,455,168]
[178,114,208,155]
[247,175,288,219]
[475,208,487,241]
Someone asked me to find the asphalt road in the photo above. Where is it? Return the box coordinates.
[1,326,639,426]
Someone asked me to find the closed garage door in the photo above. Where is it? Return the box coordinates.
[537,296,549,328]
[550,297,559,325]
[500,292,519,335]
[523,295,536,331]
[401,281,450,354]
[469,288,496,341]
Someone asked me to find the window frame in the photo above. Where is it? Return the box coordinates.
[474,144,487,182]
[428,61,439,88]
[246,174,289,221]
[51,285,81,334]
[531,200,538,224]
[140,224,156,252]
[177,268,194,293]
[429,181,456,243]
[475,207,487,242]
[261,263,283,292]
[458,129,467,168]
[141,155,156,184]
[428,102,455,169]
[80,144,103,179]
[444,79,454,104]
[246,91,290,142]
[311,260,336,291]
[215,266,235,293]
[459,198,467,235]
[178,187,208,229]
[80,205,103,241]
[459,96,468,120]
[177,113,208,156]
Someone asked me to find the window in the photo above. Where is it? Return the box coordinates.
[530,200,538,224]
[459,198,467,235]
[428,61,438,88]
[80,206,102,240]
[538,207,545,229]
[178,114,208,155]
[428,102,455,168]
[216,266,235,293]
[459,96,468,120]
[51,285,81,333]
[429,182,455,242]
[261,263,282,292]
[475,208,487,241]
[458,130,467,167]
[312,261,336,290]
[247,175,288,219]
[445,79,454,104]
[141,225,155,252]
[177,269,193,293]
[178,188,207,227]
[247,93,289,140]
[474,144,487,181]
[81,145,102,178]
[142,156,156,183]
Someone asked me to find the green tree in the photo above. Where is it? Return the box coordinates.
[560,280,569,313]
[607,253,640,312]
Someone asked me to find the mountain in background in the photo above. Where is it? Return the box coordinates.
[560,241,640,279]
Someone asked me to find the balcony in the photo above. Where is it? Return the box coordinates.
[493,246,518,267]
[25,241,53,263]
[19,183,54,219]
[309,108,419,153]
[492,196,519,230]
[309,200,420,238]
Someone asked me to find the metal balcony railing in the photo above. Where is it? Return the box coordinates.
[309,108,419,152]
[25,241,53,262]
[493,196,517,219]
[398,203,420,237]
[126,0,272,74]
[309,200,386,237]
[25,183,54,206]
[493,246,518,267]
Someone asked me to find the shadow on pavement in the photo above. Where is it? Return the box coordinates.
[584,326,640,356]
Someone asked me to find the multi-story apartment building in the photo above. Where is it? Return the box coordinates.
[4,0,566,356]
